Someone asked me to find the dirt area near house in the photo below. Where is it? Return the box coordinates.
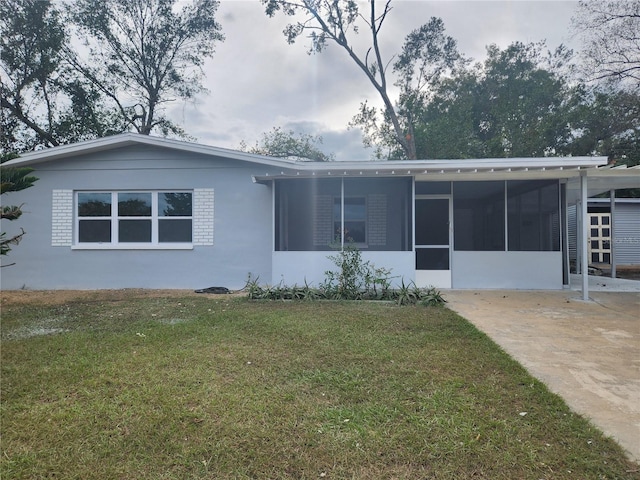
[0,288,247,308]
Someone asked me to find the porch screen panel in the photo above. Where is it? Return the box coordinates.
[416,248,449,270]
[275,179,340,251]
[453,181,505,251]
[507,180,560,251]
[343,177,412,251]
[275,177,412,251]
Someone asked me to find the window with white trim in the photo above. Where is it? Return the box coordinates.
[76,191,193,245]
[333,196,367,244]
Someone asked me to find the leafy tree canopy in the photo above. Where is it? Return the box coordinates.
[569,85,640,167]
[0,0,122,152]
[241,127,334,162]
[381,41,576,159]
[368,37,640,170]
[1,0,224,155]
[67,0,224,137]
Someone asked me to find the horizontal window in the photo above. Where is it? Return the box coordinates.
[76,191,193,246]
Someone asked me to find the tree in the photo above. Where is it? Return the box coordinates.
[262,0,463,159]
[0,0,121,152]
[357,17,465,159]
[572,0,640,88]
[67,0,225,136]
[473,42,576,158]
[0,159,38,265]
[241,127,334,161]
[409,68,485,159]
[569,86,640,167]
[408,42,578,159]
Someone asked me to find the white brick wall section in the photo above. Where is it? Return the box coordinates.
[193,188,214,245]
[314,195,333,246]
[368,194,387,246]
[51,190,73,246]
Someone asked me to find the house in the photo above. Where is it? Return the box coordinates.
[2,133,639,296]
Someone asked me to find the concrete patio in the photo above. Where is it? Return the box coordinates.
[444,277,640,462]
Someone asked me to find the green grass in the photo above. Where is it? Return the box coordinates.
[1,291,637,479]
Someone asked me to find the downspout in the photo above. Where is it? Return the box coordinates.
[580,171,589,301]
[610,189,616,278]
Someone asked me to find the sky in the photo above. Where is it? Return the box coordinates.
[168,0,580,160]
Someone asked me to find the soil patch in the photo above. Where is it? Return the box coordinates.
[0,288,246,307]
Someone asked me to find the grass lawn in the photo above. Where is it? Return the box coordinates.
[1,290,637,479]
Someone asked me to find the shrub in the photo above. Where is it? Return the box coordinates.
[246,244,446,306]
[320,243,393,300]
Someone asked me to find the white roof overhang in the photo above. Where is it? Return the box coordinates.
[565,164,640,204]
[251,156,608,183]
[252,158,640,204]
[2,133,300,169]
[8,133,634,200]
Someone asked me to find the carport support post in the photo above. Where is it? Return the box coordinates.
[580,172,589,300]
[610,189,616,278]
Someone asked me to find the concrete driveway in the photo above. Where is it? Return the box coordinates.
[444,279,640,462]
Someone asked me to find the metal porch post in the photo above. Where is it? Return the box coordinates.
[610,189,616,278]
[580,172,589,301]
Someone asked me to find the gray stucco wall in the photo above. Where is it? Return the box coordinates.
[452,251,563,289]
[0,145,276,290]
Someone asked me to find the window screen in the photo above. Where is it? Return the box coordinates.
[453,181,505,251]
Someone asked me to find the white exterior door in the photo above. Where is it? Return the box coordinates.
[588,213,612,265]
[415,197,452,288]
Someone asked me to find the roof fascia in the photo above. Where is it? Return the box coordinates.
[4,133,608,174]
[588,198,640,204]
[287,156,606,172]
[252,156,608,183]
[3,133,300,169]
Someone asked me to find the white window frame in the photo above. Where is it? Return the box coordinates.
[73,190,194,250]
[333,195,368,247]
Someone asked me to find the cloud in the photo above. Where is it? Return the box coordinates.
[170,0,579,160]
[274,119,372,161]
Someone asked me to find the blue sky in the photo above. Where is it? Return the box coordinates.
[168,0,580,160]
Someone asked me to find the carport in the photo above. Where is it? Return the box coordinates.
[566,164,640,300]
